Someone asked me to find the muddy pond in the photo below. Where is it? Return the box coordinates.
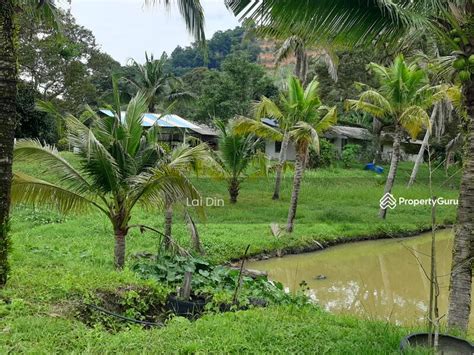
[247,229,474,331]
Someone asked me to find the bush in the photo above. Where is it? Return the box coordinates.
[308,138,335,168]
[56,138,69,151]
[341,144,361,167]
[132,254,309,309]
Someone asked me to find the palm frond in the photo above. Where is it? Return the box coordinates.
[399,105,431,139]
[145,0,206,43]
[274,35,304,65]
[289,121,320,154]
[11,172,98,215]
[14,139,92,194]
[315,106,337,133]
[232,116,283,141]
[66,116,122,193]
[346,90,393,119]
[226,0,436,48]
[129,165,204,218]
[124,91,148,155]
[169,143,217,175]
[35,100,64,137]
[253,96,284,120]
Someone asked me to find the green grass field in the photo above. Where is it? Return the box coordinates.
[0,153,461,353]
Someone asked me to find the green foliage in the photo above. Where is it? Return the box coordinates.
[169,26,261,75]
[132,254,308,308]
[214,120,268,203]
[56,138,69,151]
[124,52,191,113]
[12,87,209,268]
[175,53,277,123]
[3,155,461,351]
[310,49,379,112]
[308,138,335,168]
[80,283,170,331]
[15,82,57,144]
[346,54,441,139]
[17,10,120,114]
[341,144,361,167]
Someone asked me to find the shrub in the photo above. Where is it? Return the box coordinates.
[341,144,361,167]
[132,254,309,309]
[56,138,69,151]
[308,138,335,168]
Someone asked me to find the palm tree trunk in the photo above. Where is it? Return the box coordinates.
[447,78,474,332]
[164,200,173,250]
[379,124,402,219]
[114,227,127,269]
[301,53,308,85]
[295,52,302,80]
[0,1,17,287]
[273,132,290,200]
[228,177,240,204]
[286,148,306,233]
[408,104,439,187]
[372,119,383,164]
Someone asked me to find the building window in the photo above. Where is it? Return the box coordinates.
[275,141,282,153]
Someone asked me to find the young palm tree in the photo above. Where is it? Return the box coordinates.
[0,0,205,286]
[235,76,337,232]
[161,142,216,250]
[214,120,267,204]
[229,0,474,334]
[346,55,445,219]
[12,90,202,269]
[126,52,194,113]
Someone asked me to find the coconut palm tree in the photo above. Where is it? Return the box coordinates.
[214,120,268,204]
[12,88,203,269]
[235,76,337,232]
[161,142,216,250]
[275,35,338,84]
[0,0,205,286]
[126,52,194,113]
[346,55,447,219]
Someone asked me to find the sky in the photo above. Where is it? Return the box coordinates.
[62,0,241,64]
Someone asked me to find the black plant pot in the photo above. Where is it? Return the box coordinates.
[166,293,207,318]
[400,332,473,354]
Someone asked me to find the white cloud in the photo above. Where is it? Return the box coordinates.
[61,0,240,64]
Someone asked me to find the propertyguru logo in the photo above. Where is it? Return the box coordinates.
[379,193,458,209]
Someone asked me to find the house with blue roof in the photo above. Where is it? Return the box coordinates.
[98,110,218,148]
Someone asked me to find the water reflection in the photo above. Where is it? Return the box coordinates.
[247,229,474,329]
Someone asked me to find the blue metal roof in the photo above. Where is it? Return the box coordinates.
[262,118,279,127]
[98,110,197,129]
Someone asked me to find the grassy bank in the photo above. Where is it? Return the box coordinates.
[0,154,460,353]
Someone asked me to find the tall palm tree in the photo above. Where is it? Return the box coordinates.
[275,35,338,84]
[0,0,59,287]
[126,52,194,113]
[235,76,337,232]
[228,0,474,332]
[347,55,446,219]
[12,89,202,269]
[0,0,205,285]
[214,120,267,204]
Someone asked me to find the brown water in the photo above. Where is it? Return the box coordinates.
[247,229,474,330]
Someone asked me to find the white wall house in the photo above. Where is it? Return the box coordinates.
[262,118,423,163]
[265,139,297,161]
